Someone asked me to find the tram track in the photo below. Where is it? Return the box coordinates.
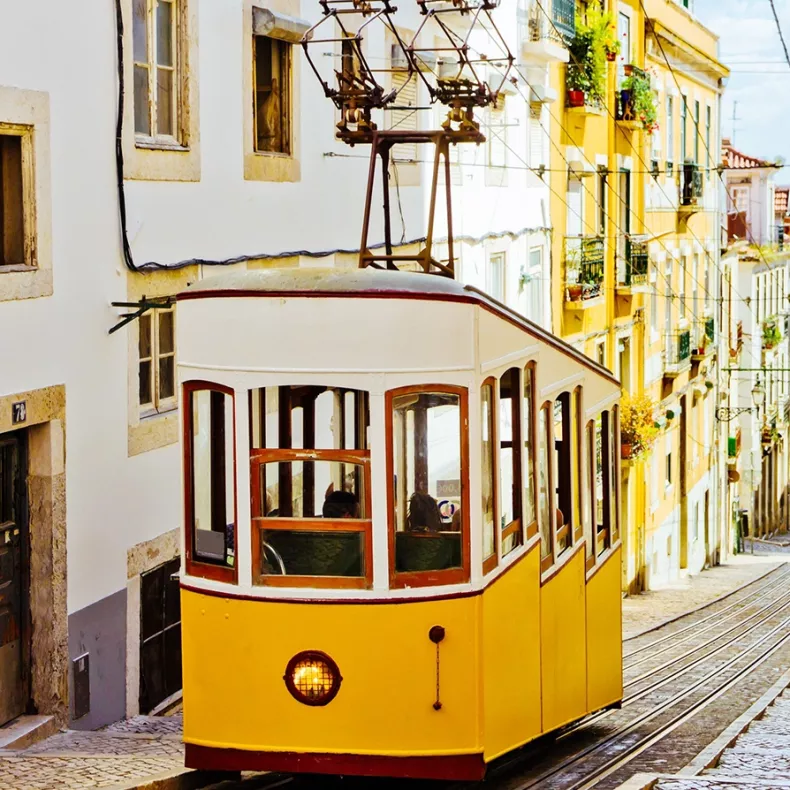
[492,598,790,790]
[622,563,790,661]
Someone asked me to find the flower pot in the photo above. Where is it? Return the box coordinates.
[567,89,585,108]
[621,443,634,460]
[567,283,583,301]
[624,64,634,76]
[606,51,617,62]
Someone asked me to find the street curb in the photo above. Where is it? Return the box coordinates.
[108,767,238,790]
[677,665,790,776]
[624,562,787,642]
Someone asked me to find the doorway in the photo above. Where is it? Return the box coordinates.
[0,432,29,726]
[679,396,688,569]
[139,557,182,713]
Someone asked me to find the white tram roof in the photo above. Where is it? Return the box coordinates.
[178,268,620,395]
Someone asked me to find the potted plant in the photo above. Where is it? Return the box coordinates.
[620,68,659,132]
[565,245,583,300]
[762,319,782,349]
[620,394,660,460]
[566,1,609,108]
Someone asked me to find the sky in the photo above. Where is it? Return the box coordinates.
[695,0,790,178]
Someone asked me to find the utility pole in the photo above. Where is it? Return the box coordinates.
[731,100,741,144]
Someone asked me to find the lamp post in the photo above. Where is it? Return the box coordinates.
[715,379,765,422]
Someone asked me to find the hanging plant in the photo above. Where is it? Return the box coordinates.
[620,394,660,460]
[762,318,782,349]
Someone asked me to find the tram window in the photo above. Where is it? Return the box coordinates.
[537,403,553,566]
[611,406,620,544]
[253,460,367,520]
[500,368,522,557]
[553,395,572,555]
[585,421,595,566]
[249,386,369,451]
[572,387,583,542]
[593,412,612,556]
[186,385,236,580]
[481,381,496,572]
[523,364,537,536]
[389,389,467,584]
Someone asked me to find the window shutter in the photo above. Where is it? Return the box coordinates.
[529,105,543,168]
[488,104,506,168]
[391,71,418,162]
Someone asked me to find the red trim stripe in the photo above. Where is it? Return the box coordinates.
[185,743,487,781]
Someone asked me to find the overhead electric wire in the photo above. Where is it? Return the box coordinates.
[768,0,790,70]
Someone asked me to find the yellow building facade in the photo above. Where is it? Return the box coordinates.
[546,0,729,591]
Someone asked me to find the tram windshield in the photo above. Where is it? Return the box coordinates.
[390,391,464,576]
[249,385,372,587]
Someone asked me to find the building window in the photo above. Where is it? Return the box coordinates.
[254,35,291,155]
[598,170,607,236]
[679,255,687,319]
[488,99,507,169]
[139,307,176,416]
[705,105,711,175]
[680,97,687,162]
[665,447,672,487]
[489,252,506,302]
[0,133,25,268]
[133,0,180,141]
[525,248,543,325]
[596,338,606,368]
[666,96,674,174]
[694,100,700,163]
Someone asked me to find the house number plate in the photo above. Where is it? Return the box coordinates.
[12,401,26,424]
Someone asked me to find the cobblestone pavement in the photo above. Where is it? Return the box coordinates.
[0,716,187,790]
[652,690,790,789]
[622,554,787,639]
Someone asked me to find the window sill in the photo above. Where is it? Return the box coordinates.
[0,263,37,274]
[129,407,179,456]
[135,138,190,153]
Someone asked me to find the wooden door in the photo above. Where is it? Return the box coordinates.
[0,434,28,725]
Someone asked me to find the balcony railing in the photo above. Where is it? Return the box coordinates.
[680,162,704,207]
[692,317,715,356]
[519,0,574,48]
[664,329,691,374]
[564,235,604,303]
[617,234,649,287]
[615,65,648,125]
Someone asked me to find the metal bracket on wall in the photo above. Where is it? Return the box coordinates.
[108,296,176,335]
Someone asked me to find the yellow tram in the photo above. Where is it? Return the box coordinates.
[177,268,623,780]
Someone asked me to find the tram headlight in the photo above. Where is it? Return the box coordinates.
[284,650,342,706]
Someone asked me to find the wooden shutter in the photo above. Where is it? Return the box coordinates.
[391,72,418,162]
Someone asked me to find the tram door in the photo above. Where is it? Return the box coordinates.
[0,433,28,726]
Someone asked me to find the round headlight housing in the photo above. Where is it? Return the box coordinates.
[284,650,342,706]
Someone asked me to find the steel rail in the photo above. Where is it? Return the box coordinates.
[623,564,790,660]
[509,611,790,790]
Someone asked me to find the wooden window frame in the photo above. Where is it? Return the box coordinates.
[553,393,573,557]
[585,420,596,572]
[139,306,177,418]
[385,384,471,589]
[253,34,293,157]
[595,411,612,557]
[572,387,584,544]
[481,377,499,575]
[499,368,523,558]
[0,125,36,272]
[183,381,238,584]
[250,447,373,589]
[133,0,185,147]
[523,362,539,540]
[538,401,554,573]
[611,405,620,544]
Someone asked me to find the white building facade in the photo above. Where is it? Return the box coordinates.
[0,0,556,729]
